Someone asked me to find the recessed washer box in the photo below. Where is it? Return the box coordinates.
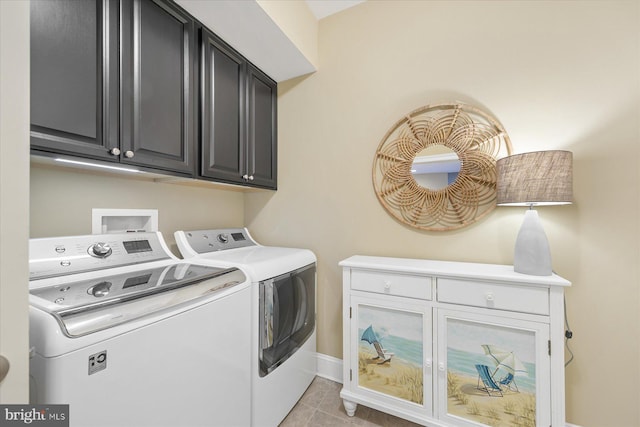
[92,208,158,234]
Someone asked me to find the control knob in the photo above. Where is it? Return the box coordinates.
[88,242,112,258]
[88,281,112,297]
[217,234,229,244]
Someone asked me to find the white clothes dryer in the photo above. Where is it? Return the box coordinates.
[175,228,317,427]
[29,232,252,427]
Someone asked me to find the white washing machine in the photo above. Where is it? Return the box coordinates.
[29,232,252,427]
[175,228,317,427]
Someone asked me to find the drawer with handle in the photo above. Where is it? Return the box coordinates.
[351,269,432,300]
[437,278,549,315]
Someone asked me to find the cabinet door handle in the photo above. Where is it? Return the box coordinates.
[124,150,134,158]
[109,148,121,156]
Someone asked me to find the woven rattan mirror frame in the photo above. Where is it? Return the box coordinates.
[372,103,512,231]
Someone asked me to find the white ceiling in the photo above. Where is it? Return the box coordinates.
[305,0,365,20]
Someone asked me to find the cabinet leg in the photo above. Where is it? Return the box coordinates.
[342,399,357,417]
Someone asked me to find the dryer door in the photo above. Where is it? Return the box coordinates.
[259,263,316,377]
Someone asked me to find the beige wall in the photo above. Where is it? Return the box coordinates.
[30,165,246,256]
[245,1,640,426]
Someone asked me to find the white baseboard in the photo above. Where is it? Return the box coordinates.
[315,353,343,384]
[314,353,582,427]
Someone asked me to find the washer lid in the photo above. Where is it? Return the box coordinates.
[30,264,246,337]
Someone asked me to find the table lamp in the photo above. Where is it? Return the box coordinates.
[496,150,573,276]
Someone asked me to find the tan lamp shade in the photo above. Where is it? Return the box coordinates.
[496,150,573,276]
[496,150,573,206]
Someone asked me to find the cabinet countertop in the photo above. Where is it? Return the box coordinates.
[339,255,571,288]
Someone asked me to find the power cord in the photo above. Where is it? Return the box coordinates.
[564,297,574,367]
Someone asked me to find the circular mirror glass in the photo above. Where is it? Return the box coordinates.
[411,145,461,190]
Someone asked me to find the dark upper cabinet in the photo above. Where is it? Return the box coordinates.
[199,28,245,184]
[199,28,277,189]
[31,0,194,176]
[120,0,195,174]
[246,65,277,189]
[30,0,118,160]
[31,0,275,187]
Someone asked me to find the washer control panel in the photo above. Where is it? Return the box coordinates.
[181,228,256,254]
[29,232,171,280]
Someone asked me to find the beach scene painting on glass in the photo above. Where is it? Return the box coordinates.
[446,318,537,427]
[357,304,424,405]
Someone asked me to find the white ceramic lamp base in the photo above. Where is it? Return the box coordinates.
[514,209,552,276]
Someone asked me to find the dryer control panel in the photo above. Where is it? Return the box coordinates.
[180,228,257,254]
[29,233,171,280]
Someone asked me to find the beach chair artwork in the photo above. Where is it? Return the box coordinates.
[357,305,424,405]
[475,364,503,397]
[498,372,519,393]
[481,344,526,393]
[444,317,538,426]
[361,325,394,364]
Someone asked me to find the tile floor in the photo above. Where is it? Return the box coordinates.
[279,376,422,427]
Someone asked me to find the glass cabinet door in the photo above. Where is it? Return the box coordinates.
[349,294,433,417]
[437,308,550,427]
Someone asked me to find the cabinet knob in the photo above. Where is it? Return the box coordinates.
[242,174,249,180]
[109,148,121,156]
[383,281,391,292]
[485,292,494,302]
[438,362,445,372]
[248,175,254,181]
[124,150,134,158]
[425,359,432,369]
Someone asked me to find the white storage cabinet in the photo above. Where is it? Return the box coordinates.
[340,255,570,427]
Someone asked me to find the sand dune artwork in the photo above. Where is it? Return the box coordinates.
[445,319,538,427]
[357,305,424,405]
[355,305,539,427]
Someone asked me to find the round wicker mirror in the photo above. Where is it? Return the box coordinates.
[372,102,512,231]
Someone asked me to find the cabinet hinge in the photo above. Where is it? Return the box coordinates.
[349,307,352,319]
[548,340,551,356]
[350,369,352,381]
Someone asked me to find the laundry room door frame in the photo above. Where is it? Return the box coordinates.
[0,0,30,403]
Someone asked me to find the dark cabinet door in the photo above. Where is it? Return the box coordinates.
[247,65,277,189]
[120,0,195,175]
[199,28,245,184]
[30,0,118,160]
